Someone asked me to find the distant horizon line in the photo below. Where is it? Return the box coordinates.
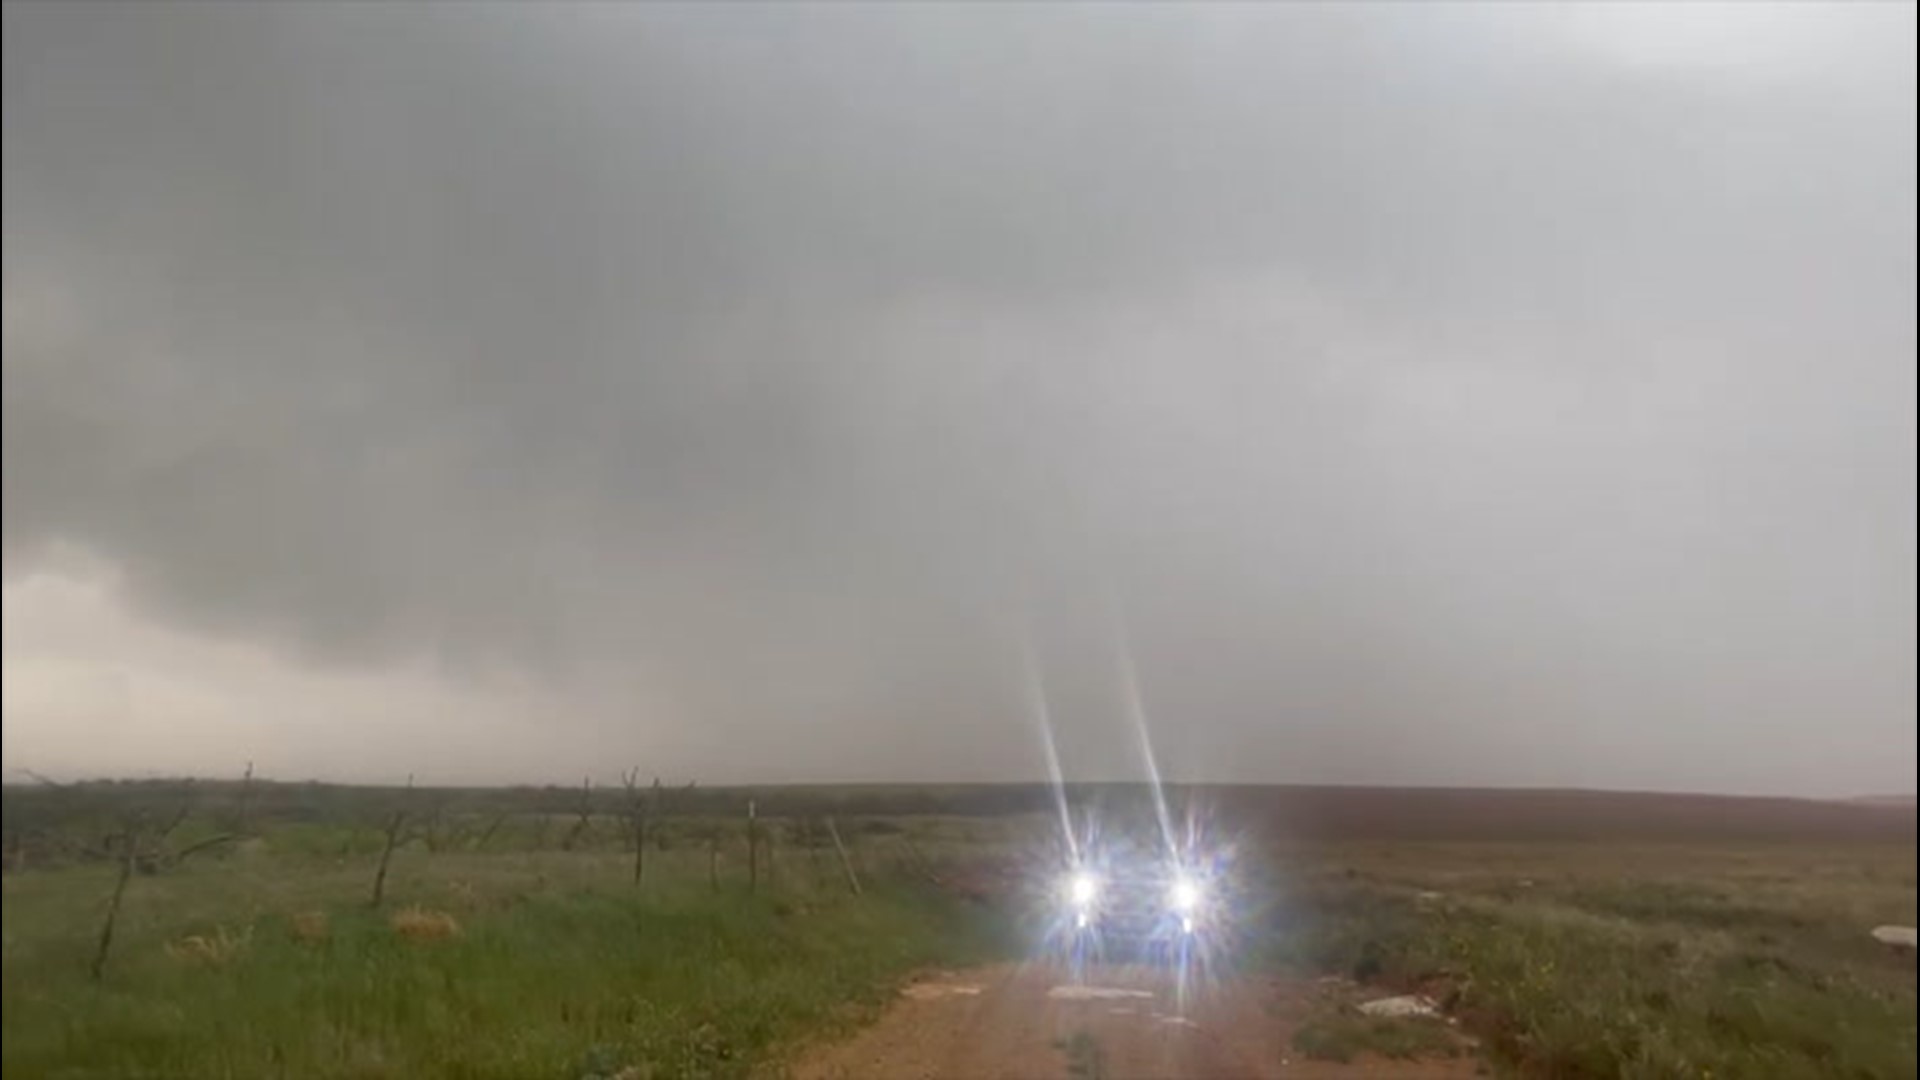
[4,768,1912,804]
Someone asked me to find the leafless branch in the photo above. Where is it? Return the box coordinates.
[155,781,196,844]
[174,833,239,862]
[369,774,413,907]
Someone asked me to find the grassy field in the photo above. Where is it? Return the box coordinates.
[2,782,1914,1078]
[3,845,1010,1080]
[1255,842,1917,1077]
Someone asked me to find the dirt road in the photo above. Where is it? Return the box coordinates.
[786,962,1479,1079]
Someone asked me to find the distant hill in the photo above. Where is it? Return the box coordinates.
[1847,794,1917,809]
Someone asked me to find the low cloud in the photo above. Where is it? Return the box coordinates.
[4,3,1913,793]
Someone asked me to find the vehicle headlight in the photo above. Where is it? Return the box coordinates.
[1066,871,1100,908]
[1169,875,1204,914]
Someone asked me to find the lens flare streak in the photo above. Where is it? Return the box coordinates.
[1018,626,1079,865]
[1104,592,1177,865]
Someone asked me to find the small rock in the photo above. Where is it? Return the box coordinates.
[1359,995,1440,1019]
[1871,925,1917,950]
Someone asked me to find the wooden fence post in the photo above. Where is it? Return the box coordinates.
[622,768,645,886]
[235,760,255,836]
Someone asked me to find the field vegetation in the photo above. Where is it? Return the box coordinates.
[3,779,1016,1079]
[1258,842,1916,1076]
[3,779,1913,1078]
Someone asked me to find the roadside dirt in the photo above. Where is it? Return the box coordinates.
[786,962,1481,1079]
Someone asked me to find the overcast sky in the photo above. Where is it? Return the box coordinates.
[4,2,1914,794]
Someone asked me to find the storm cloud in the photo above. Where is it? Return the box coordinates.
[4,3,1914,793]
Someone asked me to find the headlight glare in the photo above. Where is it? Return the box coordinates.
[1067,871,1100,907]
[1170,876,1204,914]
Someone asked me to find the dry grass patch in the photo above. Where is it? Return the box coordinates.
[287,910,329,944]
[163,925,251,968]
[389,905,460,942]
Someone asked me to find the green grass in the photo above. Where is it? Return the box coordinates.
[2,849,1009,1079]
[5,802,1914,1080]
[1256,843,1917,1078]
